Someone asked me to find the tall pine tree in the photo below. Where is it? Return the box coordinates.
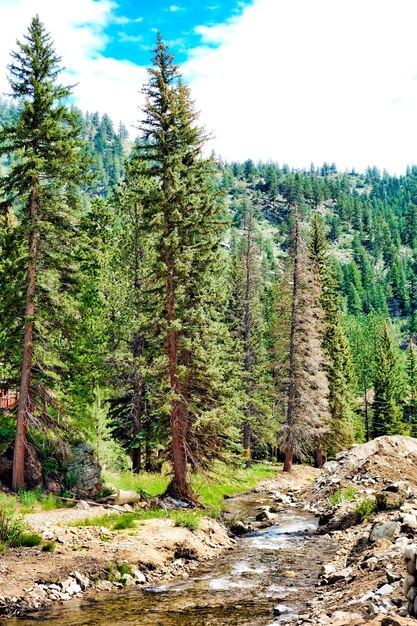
[0,17,87,490]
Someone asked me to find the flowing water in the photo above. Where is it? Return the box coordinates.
[11,492,336,626]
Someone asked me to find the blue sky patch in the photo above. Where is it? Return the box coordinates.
[105,0,254,65]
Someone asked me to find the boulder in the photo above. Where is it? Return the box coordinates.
[65,442,102,498]
[369,521,400,543]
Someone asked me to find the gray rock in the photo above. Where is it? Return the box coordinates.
[132,570,147,583]
[73,571,89,590]
[42,529,54,541]
[403,574,415,597]
[386,570,401,583]
[404,545,417,561]
[375,583,393,596]
[359,592,375,602]
[320,563,336,578]
[121,574,135,586]
[407,560,417,575]
[76,500,90,511]
[368,603,380,616]
[273,604,292,615]
[369,521,400,543]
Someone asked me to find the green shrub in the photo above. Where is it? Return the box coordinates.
[354,498,377,522]
[18,489,37,507]
[15,532,42,547]
[42,541,55,552]
[38,494,58,511]
[117,563,133,577]
[0,509,28,546]
[328,486,357,506]
[171,511,201,531]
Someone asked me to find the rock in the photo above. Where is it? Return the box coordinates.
[255,511,272,522]
[273,604,291,615]
[404,545,416,561]
[369,521,400,543]
[331,611,362,621]
[407,559,417,575]
[282,570,296,578]
[375,583,394,596]
[322,461,339,472]
[359,591,375,602]
[230,521,251,536]
[368,603,380,615]
[132,570,147,583]
[320,563,336,578]
[73,571,89,590]
[65,442,102,498]
[121,574,135,586]
[327,567,353,585]
[61,578,82,596]
[402,513,417,529]
[76,500,90,511]
[408,587,417,601]
[403,574,415,597]
[42,529,54,541]
[386,570,401,583]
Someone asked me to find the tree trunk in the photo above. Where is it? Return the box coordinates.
[243,207,254,468]
[314,442,324,468]
[132,335,143,473]
[243,422,252,468]
[166,248,190,499]
[12,186,38,492]
[283,206,299,474]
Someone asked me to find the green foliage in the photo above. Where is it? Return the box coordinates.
[327,486,357,506]
[0,509,28,546]
[354,498,377,522]
[172,511,201,530]
[42,540,55,552]
[112,514,137,530]
[18,489,37,507]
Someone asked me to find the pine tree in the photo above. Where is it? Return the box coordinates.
[280,205,331,472]
[406,342,417,436]
[136,35,234,499]
[229,197,272,466]
[372,322,407,437]
[0,16,87,490]
[309,215,358,457]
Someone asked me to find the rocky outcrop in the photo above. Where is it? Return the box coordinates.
[64,442,102,498]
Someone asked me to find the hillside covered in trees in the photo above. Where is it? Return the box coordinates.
[1,17,417,500]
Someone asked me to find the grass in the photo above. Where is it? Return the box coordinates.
[102,470,170,498]
[103,462,277,517]
[327,486,357,506]
[172,510,201,530]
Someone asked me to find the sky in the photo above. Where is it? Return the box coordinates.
[1,0,417,174]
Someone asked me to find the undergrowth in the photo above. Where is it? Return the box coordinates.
[327,486,357,506]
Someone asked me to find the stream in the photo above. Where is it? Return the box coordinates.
[11,492,336,626]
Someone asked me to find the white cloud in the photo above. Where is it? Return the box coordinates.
[184,0,417,174]
[0,0,147,132]
[168,5,185,12]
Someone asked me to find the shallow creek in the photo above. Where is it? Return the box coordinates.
[12,492,336,626]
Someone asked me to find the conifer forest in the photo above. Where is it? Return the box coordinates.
[2,16,417,502]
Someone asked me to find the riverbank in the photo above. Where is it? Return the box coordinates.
[0,464,315,619]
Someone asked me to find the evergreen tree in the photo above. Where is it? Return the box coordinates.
[406,342,417,436]
[372,322,407,437]
[136,35,235,499]
[280,205,330,472]
[309,215,358,458]
[0,16,88,490]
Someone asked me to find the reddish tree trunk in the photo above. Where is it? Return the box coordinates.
[314,442,324,468]
[12,187,38,492]
[166,251,190,499]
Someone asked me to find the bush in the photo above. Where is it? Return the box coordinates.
[0,509,28,546]
[354,498,377,522]
[16,532,42,547]
[42,541,55,552]
[18,489,37,507]
[38,494,58,511]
